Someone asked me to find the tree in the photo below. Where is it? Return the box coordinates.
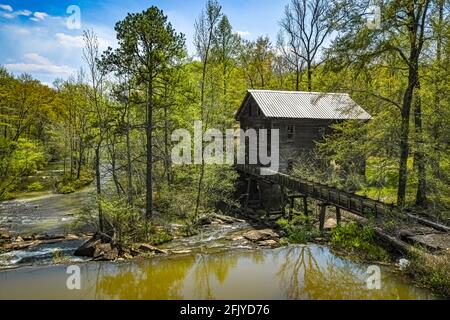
[83,29,107,231]
[326,0,432,208]
[281,0,335,91]
[193,0,222,216]
[113,7,185,218]
[276,31,304,91]
[212,15,239,99]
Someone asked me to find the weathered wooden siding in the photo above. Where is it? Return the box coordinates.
[238,96,341,171]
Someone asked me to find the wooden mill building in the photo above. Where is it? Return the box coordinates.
[235,90,371,172]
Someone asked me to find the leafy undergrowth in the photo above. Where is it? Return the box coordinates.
[406,251,450,298]
[56,171,93,194]
[277,215,321,244]
[330,222,390,262]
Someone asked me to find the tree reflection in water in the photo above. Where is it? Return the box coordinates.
[276,245,431,300]
[90,246,432,300]
[95,255,196,299]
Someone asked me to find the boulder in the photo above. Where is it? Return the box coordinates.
[66,234,79,240]
[212,214,239,224]
[136,243,168,255]
[0,229,11,240]
[96,246,119,261]
[93,243,112,258]
[243,229,279,242]
[33,234,50,241]
[258,240,278,247]
[324,218,337,230]
[74,237,101,257]
[197,215,212,225]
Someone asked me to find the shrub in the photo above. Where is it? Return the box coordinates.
[277,215,321,244]
[406,251,450,298]
[149,231,173,245]
[56,171,93,194]
[330,222,389,262]
[26,181,44,192]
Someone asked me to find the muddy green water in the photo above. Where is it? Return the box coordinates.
[0,245,435,300]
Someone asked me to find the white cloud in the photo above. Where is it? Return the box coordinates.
[56,32,84,48]
[5,53,75,77]
[56,32,110,50]
[16,9,32,16]
[0,4,13,12]
[31,11,48,21]
[236,31,251,37]
[0,11,14,18]
[24,53,52,65]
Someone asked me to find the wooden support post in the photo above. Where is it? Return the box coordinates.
[290,196,295,219]
[303,196,308,216]
[281,186,288,218]
[319,204,327,231]
[336,207,341,226]
[245,178,252,208]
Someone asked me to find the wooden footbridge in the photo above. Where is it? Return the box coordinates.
[236,165,450,234]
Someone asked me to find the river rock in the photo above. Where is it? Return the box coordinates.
[324,218,337,230]
[93,243,112,258]
[136,243,168,255]
[33,234,50,241]
[66,234,79,240]
[0,229,11,240]
[243,229,279,242]
[94,244,119,261]
[198,215,212,225]
[212,214,237,224]
[74,237,102,257]
[258,240,278,247]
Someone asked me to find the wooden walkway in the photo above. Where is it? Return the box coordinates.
[236,165,450,234]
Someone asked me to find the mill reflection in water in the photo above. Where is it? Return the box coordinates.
[0,245,434,300]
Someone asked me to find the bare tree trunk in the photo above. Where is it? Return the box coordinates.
[146,83,153,219]
[307,61,312,92]
[95,146,103,232]
[77,141,83,179]
[414,81,427,206]
[195,60,208,216]
[397,67,415,208]
[396,1,430,208]
[126,110,133,205]
[163,100,172,185]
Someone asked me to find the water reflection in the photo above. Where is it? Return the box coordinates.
[0,245,435,300]
[96,255,196,299]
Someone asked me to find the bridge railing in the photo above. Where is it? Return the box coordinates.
[236,164,395,218]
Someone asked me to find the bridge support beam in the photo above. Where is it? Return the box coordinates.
[319,203,327,231]
[336,207,341,226]
[303,196,308,216]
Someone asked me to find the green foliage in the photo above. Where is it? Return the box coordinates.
[0,138,46,199]
[26,181,44,192]
[277,215,320,244]
[100,198,149,245]
[330,222,389,262]
[149,231,173,246]
[406,252,450,298]
[56,171,93,194]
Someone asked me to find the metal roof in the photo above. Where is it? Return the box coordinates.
[244,90,371,120]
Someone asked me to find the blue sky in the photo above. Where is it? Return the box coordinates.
[0,0,290,85]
